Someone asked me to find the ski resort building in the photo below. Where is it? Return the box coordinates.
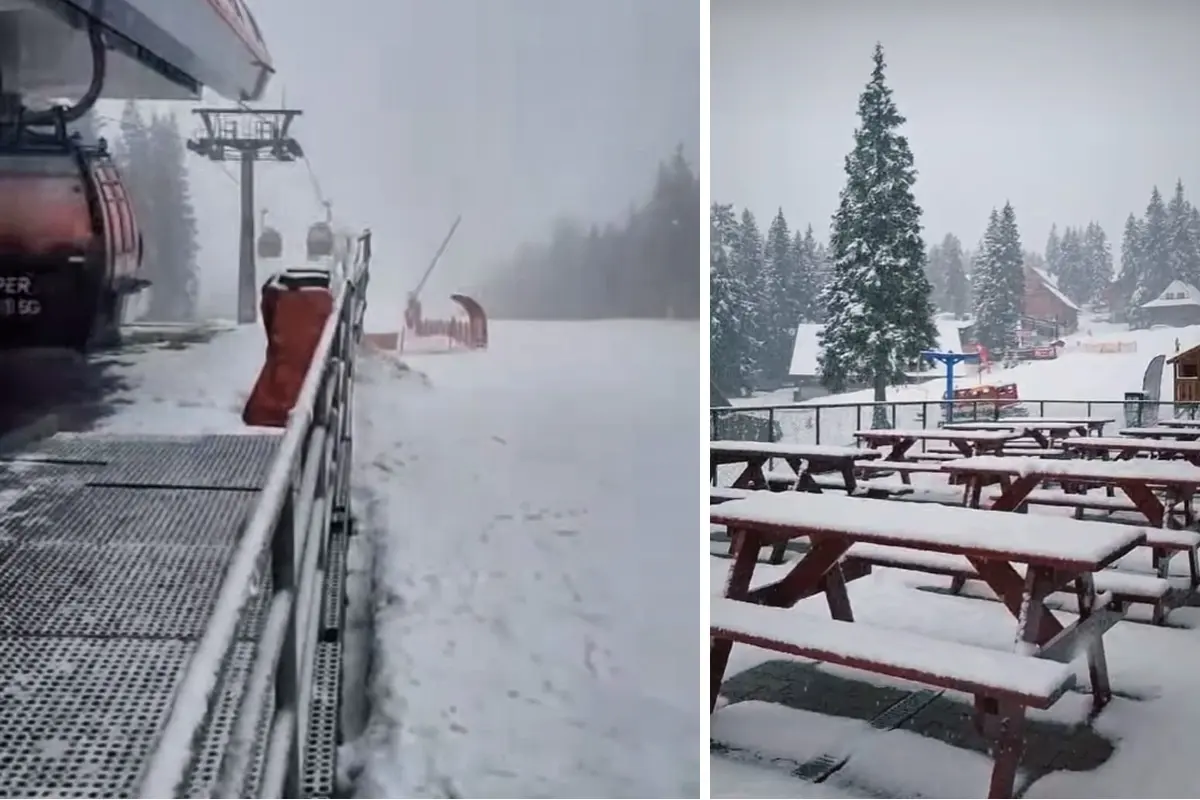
[1022,265,1080,335]
[1138,280,1200,328]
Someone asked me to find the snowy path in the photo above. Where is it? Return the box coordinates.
[351,321,701,798]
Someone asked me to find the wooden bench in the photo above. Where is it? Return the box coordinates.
[856,459,945,485]
[762,469,912,498]
[846,541,1190,624]
[711,486,756,504]
[712,597,1076,798]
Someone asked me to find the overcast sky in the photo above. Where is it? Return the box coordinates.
[712,0,1200,258]
[112,0,699,321]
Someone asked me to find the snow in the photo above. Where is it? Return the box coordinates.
[853,428,1018,442]
[1028,265,1081,311]
[1113,427,1198,438]
[711,440,876,459]
[947,454,1200,483]
[711,598,1075,700]
[789,323,824,376]
[711,492,1144,567]
[97,322,272,435]
[716,316,1200,798]
[943,420,1091,432]
[348,320,700,798]
[1073,435,1200,453]
[1139,279,1200,309]
[788,319,970,378]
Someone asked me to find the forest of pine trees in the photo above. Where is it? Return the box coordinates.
[710,39,1200,403]
[1115,180,1200,324]
[474,145,699,320]
[113,101,201,322]
[710,205,829,396]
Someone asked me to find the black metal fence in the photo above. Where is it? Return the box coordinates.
[711,398,1200,448]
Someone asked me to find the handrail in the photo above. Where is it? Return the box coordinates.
[137,230,372,798]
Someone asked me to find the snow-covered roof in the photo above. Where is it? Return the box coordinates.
[1141,279,1200,309]
[788,319,970,376]
[1027,266,1081,312]
[788,323,824,376]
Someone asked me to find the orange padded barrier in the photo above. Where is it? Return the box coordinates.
[243,276,334,427]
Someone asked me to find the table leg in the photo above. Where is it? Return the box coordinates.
[986,474,1040,513]
[966,558,1063,644]
[820,565,855,622]
[884,438,916,461]
[731,457,769,489]
[1072,574,1113,708]
[1029,429,1051,448]
[1118,480,1165,528]
[748,536,853,608]
[712,529,767,711]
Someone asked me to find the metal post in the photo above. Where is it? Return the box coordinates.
[188,108,304,325]
[239,151,257,323]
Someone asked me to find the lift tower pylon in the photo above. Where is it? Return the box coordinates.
[187,108,302,323]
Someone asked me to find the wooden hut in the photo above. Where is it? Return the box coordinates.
[1168,343,1200,404]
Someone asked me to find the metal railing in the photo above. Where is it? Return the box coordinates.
[137,230,372,798]
[711,397,1200,448]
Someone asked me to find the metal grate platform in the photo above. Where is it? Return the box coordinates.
[0,432,282,798]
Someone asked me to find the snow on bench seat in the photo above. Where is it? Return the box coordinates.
[854,428,1020,443]
[710,492,1146,570]
[907,452,964,461]
[1070,435,1200,453]
[711,597,1076,706]
[983,489,1136,512]
[946,455,1200,485]
[845,546,1173,601]
[942,421,1089,433]
[860,460,946,473]
[710,440,878,459]
[847,542,972,575]
[711,486,756,503]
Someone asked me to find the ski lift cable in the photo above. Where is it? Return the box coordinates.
[232,98,329,216]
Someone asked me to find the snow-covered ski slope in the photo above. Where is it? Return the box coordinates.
[349,320,702,798]
[735,319,1200,446]
[714,318,1200,797]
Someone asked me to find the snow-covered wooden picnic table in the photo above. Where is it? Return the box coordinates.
[1156,418,1200,428]
[1067,434,1200,465]
[1007,415,1113,433]
[853,427,1019,461]
[942,419,1101,447]
[709,439,879,493]
[709,491,1140,725]
[944,454,1200,528]
[1117,426,1200,441]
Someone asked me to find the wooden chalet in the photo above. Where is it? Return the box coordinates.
[1168,342,1200,405]
[1023,265,1080,335]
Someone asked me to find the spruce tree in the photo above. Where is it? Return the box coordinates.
[731,208,765,379]
[972,205,1024,351]
[1045,224,1062,277]
[925,241,946,310]
[1082,221,1113,303]
[1135,187,1172,307]
[788,228,819,324]
[1166,179,1200,288]
[144,112,199,320]
[941,232,969,318]
[1117,214,1145,320]
[761,208,794,379]
[710,203,753,395]
[1056,226,1089,304]
[818,43,936,425]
